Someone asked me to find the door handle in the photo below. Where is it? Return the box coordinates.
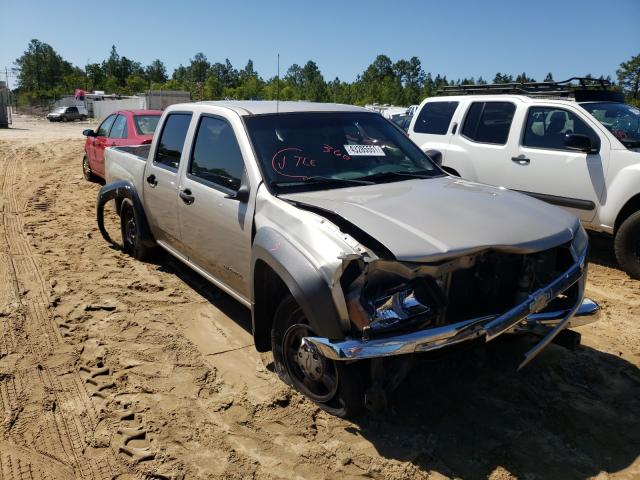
[146,174,157,187]
[511,155,530,165]
[179,189,195,205]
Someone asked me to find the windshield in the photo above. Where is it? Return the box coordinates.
[133,115,161,135]
[244,112,441,193]
[53,107,66,113]
[580,102,640,146]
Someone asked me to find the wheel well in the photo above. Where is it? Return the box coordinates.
[442,166,460,177]
[252,260,292,352]
[614,193,640,233]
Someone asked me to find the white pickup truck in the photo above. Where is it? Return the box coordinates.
[408,80,640,279]
[96,100,599,416]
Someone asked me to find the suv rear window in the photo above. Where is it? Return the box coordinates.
[461,102,515,145]
[154,113,192,170]
[413,102,458,134]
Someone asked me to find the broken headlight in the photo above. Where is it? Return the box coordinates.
[371,287,430,330]
[359,278,445,337]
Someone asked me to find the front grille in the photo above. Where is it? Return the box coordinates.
[444,246,575,323]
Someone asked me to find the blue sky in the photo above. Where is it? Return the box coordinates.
[1,0,638,88]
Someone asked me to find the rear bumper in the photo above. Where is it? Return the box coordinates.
[305,250,598,368]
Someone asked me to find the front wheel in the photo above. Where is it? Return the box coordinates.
[120,198,153,261]
[614,211,640,279]
[271,295,365,418]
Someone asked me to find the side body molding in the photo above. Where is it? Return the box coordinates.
[251,227,346,351]
[96,181,155,249]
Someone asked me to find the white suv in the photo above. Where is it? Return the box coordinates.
[408,82,640,279]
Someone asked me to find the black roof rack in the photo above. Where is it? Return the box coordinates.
[436,77,624,103]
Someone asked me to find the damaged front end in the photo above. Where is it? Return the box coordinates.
[305,226,599,370]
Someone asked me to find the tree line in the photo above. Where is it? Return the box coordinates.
[12,39,640,107]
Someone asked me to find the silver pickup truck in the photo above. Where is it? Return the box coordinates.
[97,101,600,417]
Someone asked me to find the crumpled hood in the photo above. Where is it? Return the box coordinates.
[281,177,580,262]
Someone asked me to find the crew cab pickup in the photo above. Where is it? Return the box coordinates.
[408,82,640,279]
[97,101,599,417]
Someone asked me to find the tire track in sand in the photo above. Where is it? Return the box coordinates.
[0,142,119,480]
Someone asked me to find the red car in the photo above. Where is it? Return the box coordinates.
[82,109,162,181]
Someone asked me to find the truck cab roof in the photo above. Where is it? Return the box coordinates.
[192,100,370,116]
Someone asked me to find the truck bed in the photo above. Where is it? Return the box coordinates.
[104,145,149,196]
[113,144,151,160]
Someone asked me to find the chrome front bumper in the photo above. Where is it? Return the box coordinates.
[305,250,599,369]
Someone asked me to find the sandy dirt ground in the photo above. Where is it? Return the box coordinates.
[0,115,638,480]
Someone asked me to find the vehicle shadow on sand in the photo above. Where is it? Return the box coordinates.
[155,252,253,335]
[353,337,640,479]
[587,232,624,271]
[148,249,639,479]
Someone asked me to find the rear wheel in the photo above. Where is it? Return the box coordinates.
[80,115,87,121]
[82,154,97,182]
[614,211,640,279]
[120,198,153,261]
[271,295,365,418]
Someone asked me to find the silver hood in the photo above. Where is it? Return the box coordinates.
[281,177,580,262]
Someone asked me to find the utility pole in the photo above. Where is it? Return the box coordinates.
[4,66,12,124]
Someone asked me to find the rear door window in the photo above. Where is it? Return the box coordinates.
[154,113,192,170]
[461,102,516,145]
[413,101,458,134]
[523,107,598,150]
[109,114,128,139]
[189,116,244,191]
[134,115,161,135]
[96,114,116,137]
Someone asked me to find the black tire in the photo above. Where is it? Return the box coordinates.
[120,198,152,261]
[62,116,68,122]
[82,154,97,182]
[80,115,87,121]
[614,210,640,279]
[271,295,365,418]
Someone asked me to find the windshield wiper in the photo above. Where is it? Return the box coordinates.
[271,176,374,188]
[356,170,435,183]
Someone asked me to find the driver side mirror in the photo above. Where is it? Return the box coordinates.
[82,129,97,137]
[225,183,250,203]
[565,134,600,154]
